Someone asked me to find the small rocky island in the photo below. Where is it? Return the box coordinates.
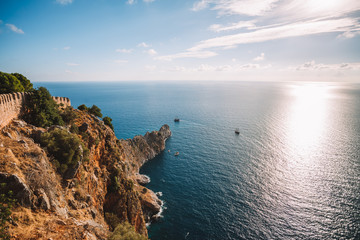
[0,71,171,239]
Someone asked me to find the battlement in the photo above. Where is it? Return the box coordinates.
[0,92,71,129]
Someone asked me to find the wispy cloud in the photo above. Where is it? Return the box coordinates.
[156,51,217,61]
[127,0,135,5]
[253,53,265,61]
[138,42,150,48]
[192,0,279,16]
[209,21,256,32]
[115,48,133,53]
[0,20,3,24]
[56,0,73,5]
[295,61,360,71]
[337,31,360,39]
[143,0,155,2]
[189,18,359,52]
[63,46,71,50]
[6,23,24,34]
[146,49,157,55]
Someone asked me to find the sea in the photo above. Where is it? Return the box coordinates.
[34,81,360,240]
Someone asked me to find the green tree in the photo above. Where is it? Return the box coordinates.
[89,105,103,118]
[0,71,25,94]
[77,104,88,111]
[103,116,114,130]
[10,73,33,91]
[24,87,64,127]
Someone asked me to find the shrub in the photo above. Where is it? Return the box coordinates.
[0,183,16,240]
[108,221,147,240]
[77,104,103,118]
[77,104,88,111]
[61,106,77,124]
[70,124,79,134]
[103,116,114,131]
[24,87,64,127]
[39,128,83,175]
[89,105,102,118]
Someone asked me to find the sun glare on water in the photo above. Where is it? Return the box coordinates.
[287,84,330,155]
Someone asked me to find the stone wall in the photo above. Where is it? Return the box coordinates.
[0,93,71,129]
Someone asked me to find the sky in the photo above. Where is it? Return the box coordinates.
[0,0,359,82]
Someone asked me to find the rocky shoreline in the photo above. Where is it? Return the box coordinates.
[0,108,171,239]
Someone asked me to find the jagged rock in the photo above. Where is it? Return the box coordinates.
[36,188,51,211]
[0,172,32,207]
[90,208,97,219]
[135,174,150,185]
[141,189,162,222]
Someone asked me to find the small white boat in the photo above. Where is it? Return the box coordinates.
[235,128,240,134]
[174,152,179,156]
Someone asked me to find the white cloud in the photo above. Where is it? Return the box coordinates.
[192,0,210,11]
[6,24,24,34]
[66,62,79,66]
[169,62,269,73]
[189,18,359,52]
[138,42,150,48]
[115,48,133,53]
[209,21,256,32]
[253,53,265,61]
[192,0,279,16]
[143,0,155,2]
[156,51,217,61]
[63,46,71,50]
[337,31,360,39]
[295,60,360,71]
[146,49,157,55]
[127,0,135,5]
[56,0,73,5]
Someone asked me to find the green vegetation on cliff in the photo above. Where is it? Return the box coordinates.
[77,104,103,118]
[108,221,147,240]
[103,116,114,130]
[24,87,64,127]
[38,128,87,175]
[0,71,33,94]
[0,184,16,240]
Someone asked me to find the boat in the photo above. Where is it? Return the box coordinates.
[174,118,180,122]
[174,152,179,156]
[235,128,240,134]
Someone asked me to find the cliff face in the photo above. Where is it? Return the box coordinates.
[0,108,170,239]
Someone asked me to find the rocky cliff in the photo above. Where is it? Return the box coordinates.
[0,107,170,239]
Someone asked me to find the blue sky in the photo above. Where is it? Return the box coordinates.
[0,0,359,82]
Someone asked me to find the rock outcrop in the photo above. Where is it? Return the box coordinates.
[0,108,170,239]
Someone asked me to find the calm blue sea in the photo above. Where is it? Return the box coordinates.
[35,81,360,240]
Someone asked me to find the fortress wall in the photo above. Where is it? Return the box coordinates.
[0,92,29,129]
[0,93,71,129]
[52,96,71,108]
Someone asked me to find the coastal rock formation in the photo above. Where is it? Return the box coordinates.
[0,105,170,239]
